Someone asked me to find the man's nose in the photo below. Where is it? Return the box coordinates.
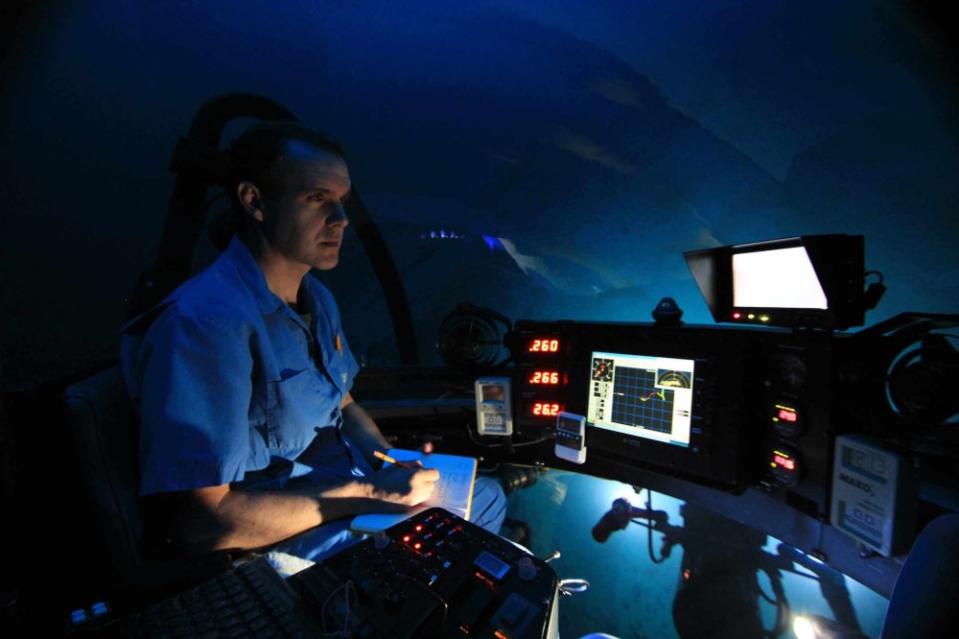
[329,202,349,227]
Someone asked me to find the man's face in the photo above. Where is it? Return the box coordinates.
[258,140,352,271]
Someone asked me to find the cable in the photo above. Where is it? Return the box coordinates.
[510,436,552,447]
[756,579,778,604]
[464,419,552,449]
[766,574,790,639]
[465,421,508,448]
[397,574,448,628]
[864,270,885,284]
[644,491,667,564]
[767,600,790,639]
[320,580,356,637]
[863,270,887,311]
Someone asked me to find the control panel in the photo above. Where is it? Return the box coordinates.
[508,321,752,490]
[291,508,558,639]
[505,319,845,512]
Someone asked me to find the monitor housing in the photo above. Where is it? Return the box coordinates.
[685,235,864,330]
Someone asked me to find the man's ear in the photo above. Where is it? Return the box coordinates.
[237,182,264,222]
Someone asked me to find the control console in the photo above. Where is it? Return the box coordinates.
[291,508,559,639]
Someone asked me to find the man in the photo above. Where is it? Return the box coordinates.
[121,121,505,566]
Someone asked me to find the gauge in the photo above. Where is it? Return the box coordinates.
[771,401,803,438]
[769,446,801,487]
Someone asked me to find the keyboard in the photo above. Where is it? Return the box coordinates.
[121,558,319,638]
[114,509,557,638]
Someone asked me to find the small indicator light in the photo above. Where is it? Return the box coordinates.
[732,312,742,320]
[760,315,770,322]
[415,525,424,531]
[773,454,796,471]
[414,542,422,550]
[747,313,756,320]
[778,409,797,423]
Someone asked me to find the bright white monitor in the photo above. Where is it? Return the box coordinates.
[732,246,828,309]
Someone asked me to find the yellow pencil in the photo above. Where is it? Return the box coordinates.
[373,450,424,469]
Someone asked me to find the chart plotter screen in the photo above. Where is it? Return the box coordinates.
[586,352,695,448]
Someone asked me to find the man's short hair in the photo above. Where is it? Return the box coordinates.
[213,121,345,243]
[226,120,345,202]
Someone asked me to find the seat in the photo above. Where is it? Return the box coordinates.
[880,513,959,638]
[63,365,142,581]
[63,364,232,605]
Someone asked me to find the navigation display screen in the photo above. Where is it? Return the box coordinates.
[586,352,695,448]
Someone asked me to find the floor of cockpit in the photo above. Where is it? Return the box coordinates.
[500,469,889,639]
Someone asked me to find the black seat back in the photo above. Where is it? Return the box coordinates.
[63,365,142,579]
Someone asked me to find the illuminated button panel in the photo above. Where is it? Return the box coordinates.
[294,507,558,639]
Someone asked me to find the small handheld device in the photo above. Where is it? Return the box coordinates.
[475,377,513,436]
[830,435,916,556]
[555,412,587,464]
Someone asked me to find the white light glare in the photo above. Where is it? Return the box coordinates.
[733,246,828,309]
[793,615,819,639]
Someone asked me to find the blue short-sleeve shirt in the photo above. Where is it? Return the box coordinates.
[121,237,361,496]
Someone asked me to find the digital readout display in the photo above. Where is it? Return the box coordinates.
[532,402,562,417]
[528,338,560,353]
[529,370,560,385]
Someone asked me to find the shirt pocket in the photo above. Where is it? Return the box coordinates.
[265,367,341,456]
[324,349,354,395]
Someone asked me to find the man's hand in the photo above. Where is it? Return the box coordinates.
[369,465,440,508]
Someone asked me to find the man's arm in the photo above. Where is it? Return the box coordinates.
[340,392,391,468]
[159,464,440,552]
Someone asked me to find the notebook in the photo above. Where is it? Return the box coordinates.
[350,449,478,534]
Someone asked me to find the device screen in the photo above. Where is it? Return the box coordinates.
[481,384,506,402]
[586,352,695,448]
[732,246,827,309]
[556,414,584,449]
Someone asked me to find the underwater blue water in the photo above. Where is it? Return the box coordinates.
[504,469,889,639]
[1,1,957,380]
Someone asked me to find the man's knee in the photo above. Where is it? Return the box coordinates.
[272,520,362,565]
[471,475,508,534]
